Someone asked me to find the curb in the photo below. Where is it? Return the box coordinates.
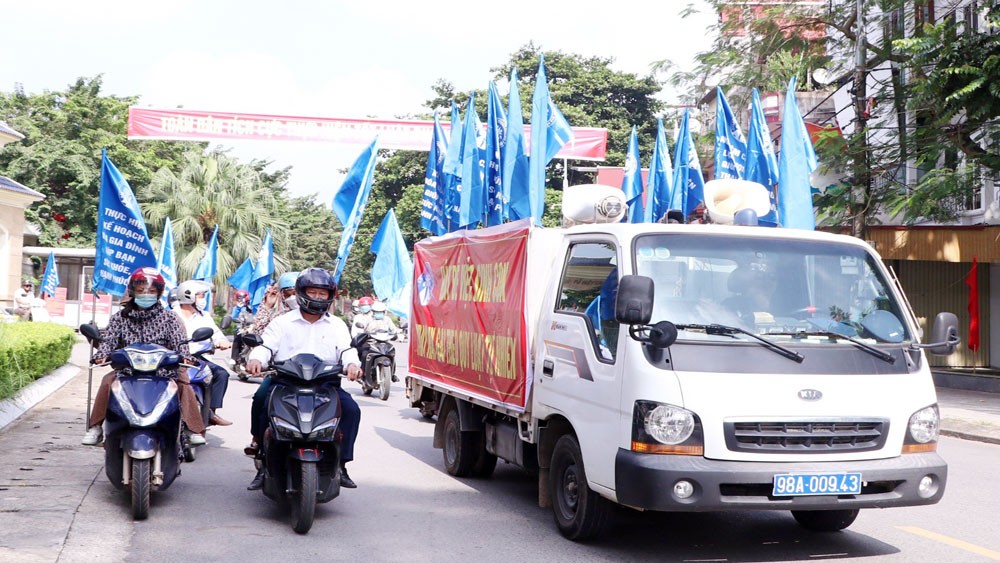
[0,363,83,432]
[940,428,1000,446]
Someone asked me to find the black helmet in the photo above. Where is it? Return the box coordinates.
[295,268,336,315]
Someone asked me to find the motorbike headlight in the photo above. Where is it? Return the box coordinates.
[632,401,703,455]
[125,350,168,372]
[308,418,340,440]
[111,379,178,427]
[904,405,940,452]
[272,416,303,439]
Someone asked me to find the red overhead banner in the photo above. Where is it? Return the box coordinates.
[409,221,530,411]
[128,107,608,161]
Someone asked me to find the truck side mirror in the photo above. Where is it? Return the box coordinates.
[926,312,960,356]
[615,275,654,326]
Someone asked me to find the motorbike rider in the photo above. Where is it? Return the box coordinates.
[166,287,180,310]
[250,271,299,335]
[82,267,207,446]
[350,296,375,338]
[174,280,234,427]
[357,301,400,383]
[245,268,362,490]
[228,289,255,367]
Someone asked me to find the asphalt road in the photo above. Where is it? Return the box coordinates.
[107,343,1000,563]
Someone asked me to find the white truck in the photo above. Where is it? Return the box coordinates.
[406,183,958,541]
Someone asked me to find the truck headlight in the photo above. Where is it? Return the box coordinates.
[904,405,940,452]
[632,401,703,455]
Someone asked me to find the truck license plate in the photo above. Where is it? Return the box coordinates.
[772,472,862,496]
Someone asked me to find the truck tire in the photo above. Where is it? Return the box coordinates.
[442,409,477,477]
[549,434,611,541]
[792,509,859,532]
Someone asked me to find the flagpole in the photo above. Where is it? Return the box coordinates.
[563,159,569,190]
[85,290,97,425]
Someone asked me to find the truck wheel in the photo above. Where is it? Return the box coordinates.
[442,409,476,476]
[549,434,611,541]
[792,509,859,532]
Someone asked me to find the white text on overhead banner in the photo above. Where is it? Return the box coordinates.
[128,107,608,161]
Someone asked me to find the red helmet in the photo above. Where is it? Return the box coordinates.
[128,267,165,296]
[233,289,250,302]
[358,296,374,307]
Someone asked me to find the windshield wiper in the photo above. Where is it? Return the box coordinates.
[675,323,804,363]
[767,330,896,364]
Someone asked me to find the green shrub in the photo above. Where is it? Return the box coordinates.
[0,322,76,400]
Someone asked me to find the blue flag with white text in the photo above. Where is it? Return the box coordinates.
[370,208,413,320]
[334,137,379,283]
[527,54,573,225]
[443,102,464,231]
[670,110,706,220]
[746,88,781,226]
[504,68,530,222]
[156,217,177,303]
[420,112,449,236]
[227,257,255,292]
[485,82,507,227]
[41,251,59,298]
[714,87,747,180]
[622,125,644,223]
[459,92,486,228]
[643,119,674,223]
[93,149,157,296]
[249,229,274,310]
[777,77,818,230]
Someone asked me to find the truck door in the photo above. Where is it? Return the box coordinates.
[537,239,621,489]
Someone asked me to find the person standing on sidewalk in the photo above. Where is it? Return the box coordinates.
[173,279,234,427]
[82,268,207,446]
[13,281,34,321]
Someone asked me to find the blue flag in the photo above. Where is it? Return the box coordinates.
[622,125,644,223]
[777,77,818,230]
[714,87,747,180]
[333,137,379,283]
[745,88,781,226]
[670,110,707,220]
[420,112,449,236]
[156,217,178,304]
[643,119,674,223]
[485,82,507,227]
[193,224,219,282]
[93,149,157,296]
[443,102,464,231]
[370,208,413,320]
[527,54,574,225]
[227,257,255,292]
[459,92,486,228]
[40,251,59,298]
[249,229,274,310]
[504,68,530,222]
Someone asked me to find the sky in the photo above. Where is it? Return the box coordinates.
[1,0,716,201]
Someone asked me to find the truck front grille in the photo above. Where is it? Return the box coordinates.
[724,419,888,453]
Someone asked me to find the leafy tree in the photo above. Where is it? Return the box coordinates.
[0,76,203,245]
[142,150,291,288]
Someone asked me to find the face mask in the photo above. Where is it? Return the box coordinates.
[359,306,371,314]
[196,298,208,310]
[374,313,385,320]
[134,295,158,309]
[284,296,298,310]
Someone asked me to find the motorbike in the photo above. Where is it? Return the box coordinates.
[244,333,347,534]
[355,329,397,401]
[80,323,214,520]
[221,313,255,381]
[182,339,215,462]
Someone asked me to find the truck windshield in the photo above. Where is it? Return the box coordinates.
[633,234,912,345]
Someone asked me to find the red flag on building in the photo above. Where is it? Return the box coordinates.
[965,257,980,352]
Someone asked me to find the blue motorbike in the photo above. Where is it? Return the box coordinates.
[81,324,213,520]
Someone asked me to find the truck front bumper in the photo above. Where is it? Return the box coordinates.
[615,448,947,512]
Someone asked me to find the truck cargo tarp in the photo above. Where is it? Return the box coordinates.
[409,221,530,412]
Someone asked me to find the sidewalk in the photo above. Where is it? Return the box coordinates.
[0,343,997,561]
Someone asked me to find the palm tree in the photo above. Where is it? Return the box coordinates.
[142,150,291,291]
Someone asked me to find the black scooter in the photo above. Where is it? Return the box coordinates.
[244,334,346,534]
[356,329,396,401]
[221,313,255,381]
[80,324,214,520]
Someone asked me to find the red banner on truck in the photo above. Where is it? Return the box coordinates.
[409,221,530,412]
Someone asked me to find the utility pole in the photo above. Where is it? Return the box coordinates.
[852,0,870,240]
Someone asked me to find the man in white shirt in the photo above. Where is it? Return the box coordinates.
[13,281,33,321]
[246,268,362,490]
[175,280,233,426]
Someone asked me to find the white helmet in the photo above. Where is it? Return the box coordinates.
[371,302,387,313]
[176,280,212,305]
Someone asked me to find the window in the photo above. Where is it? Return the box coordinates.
[556,242,619,361]
[915,0,936,29]
[964,2,980,34]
